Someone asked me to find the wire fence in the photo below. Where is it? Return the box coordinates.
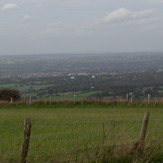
[0,119,163,126]
[0,120,163,140]
[0,115,163,163]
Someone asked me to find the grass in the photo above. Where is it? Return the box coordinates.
[0,82,100,100]
[0,83,18,88]
[0,102,162,162]
[49,91,100,101]
[22,91,100,100]
[0,83,52,91]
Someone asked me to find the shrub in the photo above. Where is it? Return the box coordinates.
[0,89,21,101]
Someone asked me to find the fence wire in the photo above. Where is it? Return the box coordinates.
[0,119,162,126]
[0,119,162,163]
[1,143,163,163]
[0,119,162,141]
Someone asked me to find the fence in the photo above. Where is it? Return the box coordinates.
[0,112,163,162]
[1,99,163,109]
[36,93,154,104]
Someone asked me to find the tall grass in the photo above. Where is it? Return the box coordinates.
[0,101,162,162]
[0,98,163,108]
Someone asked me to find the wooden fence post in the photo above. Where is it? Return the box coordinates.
[10,97,13,104]
[131,112,150,153]
[138,112,150,149]
[73,94,76,104]
[20,118,31,163]
[148,94,150,101]
[126,94,129,101]
[29,96,32,106]
[50,95,52,105]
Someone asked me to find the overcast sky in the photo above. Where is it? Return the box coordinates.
[0,0,163,55]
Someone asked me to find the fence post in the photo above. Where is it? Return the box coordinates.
[138,112,150,149]
[147,94,150,101]
[20,118,31,163]
[50,95,52,105]
[131,112,150,153]
[73,94,76,104]
[126,94,129,101]
[10,97,13,104]
[29,96,32,106]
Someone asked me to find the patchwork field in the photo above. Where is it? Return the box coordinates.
[0,82,100,100]
[0,104,163,162]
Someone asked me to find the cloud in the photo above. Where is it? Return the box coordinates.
[101,8,157,25]
[47,21,64,28]
[150,0,163,3]
[34,4,44,8]
[43,21,64,34]
[22,15,34,21]
[1,3,19,11]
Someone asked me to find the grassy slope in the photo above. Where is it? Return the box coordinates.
[0,82,100,100]
[0,104,162,162]
[50,91,100,100]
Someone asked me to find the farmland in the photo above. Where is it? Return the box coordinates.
[0,103,163,162]
[0,72,163,100]
[0,53,163,100]
[0,53,163,162]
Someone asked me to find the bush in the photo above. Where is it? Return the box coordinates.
[0,89,21,101]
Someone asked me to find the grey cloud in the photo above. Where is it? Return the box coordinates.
[150,0,163,3]
[34,3,44,8]
[102,8,157,25]
[43,21,65,34]
[22,14,34,21]
[1,3,19,11]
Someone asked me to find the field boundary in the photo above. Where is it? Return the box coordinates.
[1,112,163,162]
[1,98,163,108]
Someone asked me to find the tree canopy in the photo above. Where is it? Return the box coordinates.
[0,89,21,101]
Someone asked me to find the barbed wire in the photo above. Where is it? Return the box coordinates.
[32,122,102,126]
[149,128,163,131]
[30,135,103,140]
[0,116,162,162]
[0,120,162,143]
[150,120,163,122]
[0,119,162,126]
[0,134,109,141]
[0,122,23,126]
[0,134,162,144]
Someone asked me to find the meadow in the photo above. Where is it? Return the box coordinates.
[0,82,100,101]
[0,102,163,162]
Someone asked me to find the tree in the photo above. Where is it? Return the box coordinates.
[0,89,21,101]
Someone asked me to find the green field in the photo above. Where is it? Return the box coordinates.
[0,83,100,100]
[0,83,52,92]
[48,91,100,100]
[0,104,163,162]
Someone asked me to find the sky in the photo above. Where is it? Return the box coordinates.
[0,0,163,55]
